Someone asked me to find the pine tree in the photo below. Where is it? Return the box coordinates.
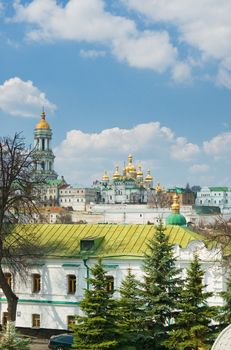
[72,259,119,350]
[166,254,216,350]
[117,268,143,346]
[217,271,231,327]
[142,221,182,349]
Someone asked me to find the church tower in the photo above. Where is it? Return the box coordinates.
[32,111,57,180]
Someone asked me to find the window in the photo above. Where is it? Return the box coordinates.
[4,273,12,288]
[32,314,40,328]
[67,315,75,328]
[32,274,41,293]
[67,275,76,294]
[106,275,114,293]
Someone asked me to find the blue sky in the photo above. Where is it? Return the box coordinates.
[1,0,231,187]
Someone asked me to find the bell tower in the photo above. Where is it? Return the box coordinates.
[32,111,57,180]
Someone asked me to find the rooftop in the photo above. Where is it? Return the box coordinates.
[13,224,205,259]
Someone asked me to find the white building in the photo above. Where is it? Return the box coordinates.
[0,223,225,331]
[59,185,97,211]
[196,186,231,212]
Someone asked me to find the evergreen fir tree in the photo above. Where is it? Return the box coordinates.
[117,268,143,346]
[217,271,231,327]
[142,221,182,349]
[166,254,216,350]
[72,259,119,350]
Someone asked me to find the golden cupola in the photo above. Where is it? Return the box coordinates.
[125,154,137,177]
[145,169,153,181]
[112,165,120,180]
[102,171,109,182]
[36,111,50,129]
[136,165,143,178]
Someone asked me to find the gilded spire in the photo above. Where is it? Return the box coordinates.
[136,165,143,178]
[171,194,180,214]
[156,182,162,192]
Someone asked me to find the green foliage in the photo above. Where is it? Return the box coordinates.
[166,254,217,350]
[72,259,119,350]
[141,221,182,349]
[0,331,30,350]
[117,268,143,345]
[217,271,231,327]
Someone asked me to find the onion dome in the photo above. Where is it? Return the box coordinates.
[125,154,137,175]
[36,111,50,129]
[112,165,120,180]
[102,171,109,182]
[166,194,186,226]
[145,169,153,182]
[136,165,143,178]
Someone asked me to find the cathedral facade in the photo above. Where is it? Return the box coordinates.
[96,155,154,204]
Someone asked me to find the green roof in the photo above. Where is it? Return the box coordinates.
[12,224,206,259]
[209,187,229,192]
[46,179,63,186]
[166,213,187,226]
[167,187,186,194]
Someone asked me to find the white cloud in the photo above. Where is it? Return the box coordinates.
[189,164,209,173]
[12,0,188,80]
[170,137,200,161]
[79,49,106,58]
[0,77,56,117]
[123,0,231,87]
[112,31,177,72]
[54,122,203,184]
[171,62,192,82]
[203,132,231,157]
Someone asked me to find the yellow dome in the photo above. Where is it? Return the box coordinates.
[102,171,109,182]
[36,111,50,129]
[136,165,143,178]
[145,169,153,181]
[125,154,137,174]
[112,165,120,180]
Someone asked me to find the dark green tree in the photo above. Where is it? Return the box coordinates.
[117,268,143,347]
[141,221,182,349]
[166,254,216,350]
[72,259,119,350]
[217,271,231,328]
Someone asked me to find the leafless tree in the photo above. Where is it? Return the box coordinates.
[191,215,231,268]
[0,133,44,329]
[147,190,172,208]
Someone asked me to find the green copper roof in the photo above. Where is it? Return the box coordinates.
[12,224,205,259]
[209,187,229,192]
[45,179,64,186]
[167,187,186,194]
[166,213,187,226]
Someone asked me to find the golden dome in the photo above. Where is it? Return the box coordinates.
[136,165,143,178]
[125,154,137,175]
[36,111,50,129]
[171,194,180,214]
[112,165,120,180]
[145,169,153,181]
[102,171,109,182]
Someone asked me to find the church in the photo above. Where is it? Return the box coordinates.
[96,154,154,204]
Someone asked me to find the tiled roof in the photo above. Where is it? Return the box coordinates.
[13,224,205,259]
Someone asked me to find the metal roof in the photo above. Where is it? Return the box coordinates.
[13,224,205,259]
